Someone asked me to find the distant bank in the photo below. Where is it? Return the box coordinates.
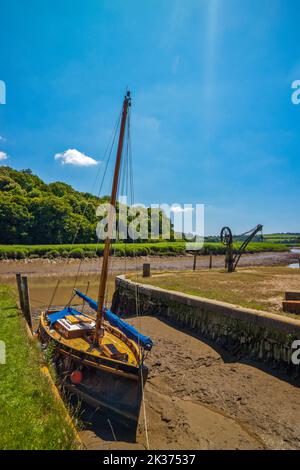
[0,241,290,261]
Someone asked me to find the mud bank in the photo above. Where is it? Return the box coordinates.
[0,251,296,278]
[80,316,300,450]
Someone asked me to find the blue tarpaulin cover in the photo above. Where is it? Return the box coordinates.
[47,307,86,326]
[47,291,153,350]
[74,289,153,350]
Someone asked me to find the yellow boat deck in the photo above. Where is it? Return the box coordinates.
[40,313,140,369]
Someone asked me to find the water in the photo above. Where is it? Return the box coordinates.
[288,248,300,269]
[4,273,117,327]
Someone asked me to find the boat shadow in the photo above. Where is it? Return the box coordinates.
[69,395,137,444]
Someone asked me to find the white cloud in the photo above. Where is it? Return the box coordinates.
[0,151,8,161]
[55,148,98,167]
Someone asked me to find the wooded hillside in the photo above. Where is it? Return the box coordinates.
[0,167,172,244]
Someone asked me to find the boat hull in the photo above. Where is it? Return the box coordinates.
[63,366,146,430]
[38,319,148,433]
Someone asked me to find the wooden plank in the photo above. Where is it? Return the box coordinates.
[285,292,300,301]
[282,300,300,314]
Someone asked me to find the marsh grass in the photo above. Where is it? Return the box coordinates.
[0,241,289,260]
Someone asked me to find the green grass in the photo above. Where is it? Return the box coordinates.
[0,285,79,450]
[0,241,289,260]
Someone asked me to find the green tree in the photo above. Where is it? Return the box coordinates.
[0,196,31,243]
[29,196,72,244]
[0,166,173,244]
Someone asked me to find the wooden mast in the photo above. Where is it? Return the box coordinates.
[94,91,131,343]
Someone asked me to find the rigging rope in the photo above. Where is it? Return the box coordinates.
[47,94,151,448]
[126,106,150,450]
[62,110,122,309]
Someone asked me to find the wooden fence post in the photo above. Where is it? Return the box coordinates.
[193,254,197,271]
[16,273,25,315]
[21,275,32,331]
[209,252,212,269]
[143,263,151,278]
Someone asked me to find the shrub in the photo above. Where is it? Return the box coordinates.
[13,249,29,259]
[148,244,163,253]
[113,247,125,257]
[29,254,39,259]
[96,247,104,257]
[125,246,150,256]
[46,250,60,259]
[69,248,84,259]
[84,251,96,258]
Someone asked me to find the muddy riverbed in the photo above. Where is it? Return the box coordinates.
[81,316,300,450]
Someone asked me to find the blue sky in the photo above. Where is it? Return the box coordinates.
[0,0,299,235]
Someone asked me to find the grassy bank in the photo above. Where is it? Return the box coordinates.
[0,285,78,450]
[133,266,300,315]
[0,241,289,260]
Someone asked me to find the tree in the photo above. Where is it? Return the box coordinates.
[0,196,31,243]
[0,166,174,244]
[29,196,72,244]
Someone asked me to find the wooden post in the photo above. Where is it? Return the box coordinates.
[21,276,32,331]
[209,252,212,269]
[226,244,234,273]
[143,263,151,278]
[299,258,300,269]
[16,273,25,315]
[193,254,197,271]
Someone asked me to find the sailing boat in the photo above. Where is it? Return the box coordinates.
[38,91,153,431]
